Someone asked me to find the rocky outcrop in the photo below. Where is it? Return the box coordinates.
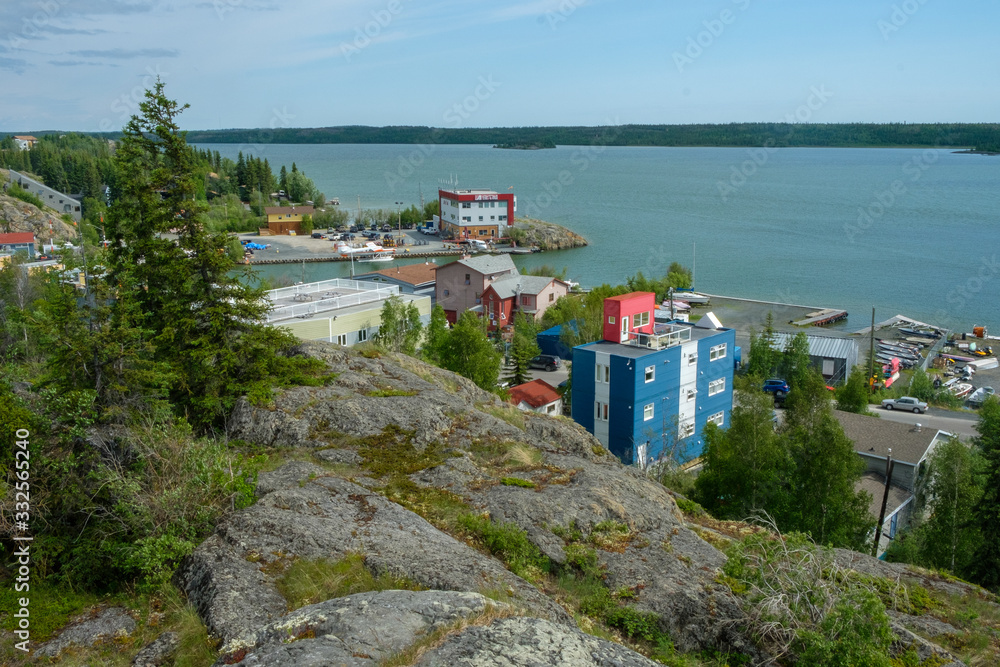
[178,463,568,654]
[35,606,136,659]
[131,631,178,666]
[0,189,78,242]
[514,217,588,250]
[415,617,661,667]
[178,341,996,665]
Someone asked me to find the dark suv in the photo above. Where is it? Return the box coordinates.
[529,355,561,372]
[763,379,791,397]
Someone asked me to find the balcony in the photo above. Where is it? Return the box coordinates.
[628,323,691,350]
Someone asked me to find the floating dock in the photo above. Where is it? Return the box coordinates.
[792,308,849,327]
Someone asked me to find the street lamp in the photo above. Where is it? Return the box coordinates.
[395,201,404,244]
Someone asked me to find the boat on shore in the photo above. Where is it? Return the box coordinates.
[968,386,995,405]
[948,382,973,399]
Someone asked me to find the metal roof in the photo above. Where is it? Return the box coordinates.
[771,332,859,364]
[453,254,518,276]
[487,275,556,299]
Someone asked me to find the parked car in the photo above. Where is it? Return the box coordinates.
[311,232,323,239]
[381,224,392,232]
[529,355,561,372]
[881,396,928,413]
[762,378,791,397]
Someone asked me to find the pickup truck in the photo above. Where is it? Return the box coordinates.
[881,396,928,413]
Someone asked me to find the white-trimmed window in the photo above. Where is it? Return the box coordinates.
[643,403,654,421]
[635,311,649,327]
[708,378,726,396]
[708,411,724,427]
[688,352,698,365]
[710,343,727,361]
[594,401,609,422]
[608,316,615,325]
[595,363,610,384]
[358,329,368,342]
[679,420,695,438]
[644,365,655,383]
[336,334,348,346]
[687,388,697,402]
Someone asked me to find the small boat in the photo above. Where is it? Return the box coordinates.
[899,327,941,339]
[357,252,394,263]
[948,382,973,398]
[968,386,995,405]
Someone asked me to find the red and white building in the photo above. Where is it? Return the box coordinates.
[508,379,563,415]
[438,189,515,240]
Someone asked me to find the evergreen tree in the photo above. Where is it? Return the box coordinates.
[439,311,502,391]
[104,81,317,425]
[970,397,1000,591]
[373,295,422,355]
[746,312,780,379]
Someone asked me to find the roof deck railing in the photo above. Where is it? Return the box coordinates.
[628,323,692,350]
[265,278,398,322]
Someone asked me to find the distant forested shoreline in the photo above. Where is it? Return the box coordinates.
[170,123,1000,152]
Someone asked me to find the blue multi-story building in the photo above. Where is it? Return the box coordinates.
[572,292,735,467]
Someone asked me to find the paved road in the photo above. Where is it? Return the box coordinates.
[867,404,979,438]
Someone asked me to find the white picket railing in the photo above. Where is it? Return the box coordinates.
[265,278,398,322]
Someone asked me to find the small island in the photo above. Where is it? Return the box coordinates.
[493,139,556,150]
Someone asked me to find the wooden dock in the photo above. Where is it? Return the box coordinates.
[792,308,849,327]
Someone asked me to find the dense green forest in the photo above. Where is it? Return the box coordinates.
[173,123,1000,152]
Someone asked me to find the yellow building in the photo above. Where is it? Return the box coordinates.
[265,278,431,346]
[264,205,315,235]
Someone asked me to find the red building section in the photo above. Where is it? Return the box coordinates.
[602,292,656,344]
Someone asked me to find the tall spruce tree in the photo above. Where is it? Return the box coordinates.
[970,396,1000,591]
[104,81,315,425]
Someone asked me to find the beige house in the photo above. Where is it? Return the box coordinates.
[265,277,431,346]
[434,254,518,324]
[482,274,569,330]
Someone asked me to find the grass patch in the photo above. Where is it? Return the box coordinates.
[365,388,419,398]
[674,497,704,515]
[7,182,48,210]
[379,476,472,533]
[501,476,536,488]
[468,439,543,474]
[589,520,635,553]
[357,424,457,478]
[274,553,424,611]
[476,402,526,430]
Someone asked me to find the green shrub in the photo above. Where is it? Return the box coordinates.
[458,513,549,582]
[7,182,47,210]
[501,476,536,488]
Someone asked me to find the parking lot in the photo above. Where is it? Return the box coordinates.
[240,228,456,263]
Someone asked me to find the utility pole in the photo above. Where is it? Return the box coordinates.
[872,448,895,557]
[869,306,876,393]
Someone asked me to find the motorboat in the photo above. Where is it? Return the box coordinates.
[968,386,995,405]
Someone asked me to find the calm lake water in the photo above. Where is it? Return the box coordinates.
[196,143,1000,331]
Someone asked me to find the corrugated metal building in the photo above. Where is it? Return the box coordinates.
[771,332,859,384]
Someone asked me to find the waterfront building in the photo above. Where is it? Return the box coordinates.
[434,254,518,324]
[264,278,431,347]
[263,205,314,235]
[481,274,569,330]
[438,188,515,240]
[353,262,437,299]
[572,292,736,466]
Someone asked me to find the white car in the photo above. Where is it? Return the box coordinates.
[881,396,928,413]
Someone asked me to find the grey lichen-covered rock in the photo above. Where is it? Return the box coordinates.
[178,466,568,653]
[890,620,967,667]
[222,590,498,666]
[35,606,136,658]
[131,631,179,666]
[414,616,658,667]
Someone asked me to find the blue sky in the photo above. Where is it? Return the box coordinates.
[2,0,998,132]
